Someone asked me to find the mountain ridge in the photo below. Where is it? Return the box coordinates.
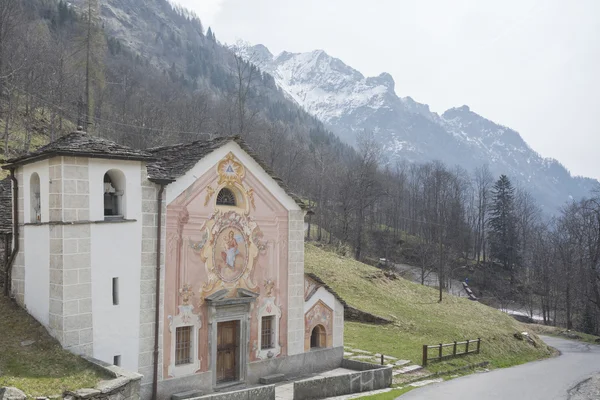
[250,44,597,211]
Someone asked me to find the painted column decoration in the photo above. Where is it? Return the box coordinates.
[255,279,282,360]
[168,283,202,377]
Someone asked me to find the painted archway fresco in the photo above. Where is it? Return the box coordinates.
[304,300,333,351]
[163,150,290,379]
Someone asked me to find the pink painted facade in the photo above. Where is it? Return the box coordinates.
[162,152,291,378]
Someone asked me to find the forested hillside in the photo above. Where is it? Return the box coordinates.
[0,0,599,337]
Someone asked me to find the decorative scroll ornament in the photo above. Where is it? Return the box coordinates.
[246,188,256,210]
[179,283,194,305]
[204,185,215,206]
[217,152,245,185]
[191,210,267,302]
[264,279,275,297]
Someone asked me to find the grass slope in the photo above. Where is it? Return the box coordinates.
[305,243,552,374]
[0,295,108,397]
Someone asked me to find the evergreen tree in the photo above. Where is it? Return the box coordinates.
[206,26,215,42]
[489,175,520,283]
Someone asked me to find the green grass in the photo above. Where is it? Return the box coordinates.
[526,323,600,345]
[0,295,108,397]
[305,243,553,374]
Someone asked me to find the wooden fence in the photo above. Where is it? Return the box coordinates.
[422,338,481,366]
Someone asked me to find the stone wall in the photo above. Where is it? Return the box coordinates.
[287,209,305,356]
[10,170,24,305]
[344,305,392,325]
[47,157,94,356]
[138,168,166,387]
[293,360,392,400]
[64,356,142,400]
[192,386,275,400]
[246,346,343,384]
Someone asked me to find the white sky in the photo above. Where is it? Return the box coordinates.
[175,0,600,180]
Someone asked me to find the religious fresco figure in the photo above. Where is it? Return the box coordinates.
[214,227,248,282]
[221,230,243,269]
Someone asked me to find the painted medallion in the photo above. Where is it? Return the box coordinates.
[213,226,249,282]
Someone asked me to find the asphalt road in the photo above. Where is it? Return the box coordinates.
[398,335,600,400]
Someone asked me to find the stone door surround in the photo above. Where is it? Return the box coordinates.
[205,289,258,388]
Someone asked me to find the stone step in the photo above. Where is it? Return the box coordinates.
[171,390,204,400]
[409,378,444,387]
[260,373,286,384]
[394,360,411,367]
[396,365,423,374]
[350,355,377,360]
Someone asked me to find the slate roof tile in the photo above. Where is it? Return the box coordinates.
[3,131,153,168]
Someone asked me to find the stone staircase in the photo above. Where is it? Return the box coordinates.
[343,347,424,380]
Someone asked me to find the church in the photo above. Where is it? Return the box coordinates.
[1,131,345,399]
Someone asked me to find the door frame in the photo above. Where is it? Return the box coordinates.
[206,289,257,388]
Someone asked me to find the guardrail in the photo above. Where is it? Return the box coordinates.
[422,338,481,366]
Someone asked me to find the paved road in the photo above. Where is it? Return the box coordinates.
[398,336,600,400]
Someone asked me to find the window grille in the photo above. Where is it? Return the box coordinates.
[216,188,236,206]
[261,316,274,350]
[175,326,192,365]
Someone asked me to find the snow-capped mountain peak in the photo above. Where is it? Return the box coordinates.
[249,44,597,212]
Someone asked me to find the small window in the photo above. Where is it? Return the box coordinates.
[30,173,41,223]
[216,188,236,206]
[261,316,275,350]
[112,277,119,305]
[103,170,125,219]
[310,325,326,349]
[113,355,121,366]
[175,326,192,365]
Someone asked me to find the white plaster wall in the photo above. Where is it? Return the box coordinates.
[23,225,49,326]
[305,287,344,348]
[333,296,344,348]
[165,141,301,211]
[304,287,336,313]
[22,159,50,223]
[89,159,143,371]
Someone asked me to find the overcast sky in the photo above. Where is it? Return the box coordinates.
[174,0,600,180]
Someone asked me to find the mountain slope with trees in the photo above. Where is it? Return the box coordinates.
[0,0,598,339]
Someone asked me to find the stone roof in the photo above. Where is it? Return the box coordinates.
[3,131,153,168]
[0,177,12,235]
[147,136,307,209]
[305,272,348,307]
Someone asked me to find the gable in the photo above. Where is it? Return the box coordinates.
[165,141,301,212]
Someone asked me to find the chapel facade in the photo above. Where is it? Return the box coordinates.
[2,131,344,399]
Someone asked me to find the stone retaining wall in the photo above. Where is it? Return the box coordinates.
[192,385,275,400]
[64,356,142,400]
[293,360,392,400]
[344,306,392,325]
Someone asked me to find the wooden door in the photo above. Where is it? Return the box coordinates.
[216,321,238,383]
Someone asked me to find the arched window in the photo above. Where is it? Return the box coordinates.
[104,170,126,219]
[216,187,236,206]
[310,325,326,349]
[30,173,41,223]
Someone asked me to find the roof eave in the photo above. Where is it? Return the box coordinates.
[3,151,155,169]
